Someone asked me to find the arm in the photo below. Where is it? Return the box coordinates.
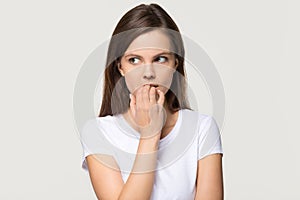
[118,134,160,199]
[86,85,164,200]
[194,153,224,200]
[86,134,160,200]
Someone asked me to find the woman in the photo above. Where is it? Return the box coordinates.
[80,3,224,200]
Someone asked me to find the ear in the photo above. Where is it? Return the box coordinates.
[175,58,179,68]
[117,63,125,76]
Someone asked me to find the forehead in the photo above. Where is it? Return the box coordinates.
[125,30,171,54]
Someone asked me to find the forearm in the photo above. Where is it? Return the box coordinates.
[118,133,160,200]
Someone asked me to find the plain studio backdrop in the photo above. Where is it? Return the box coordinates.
[0,0,299,199]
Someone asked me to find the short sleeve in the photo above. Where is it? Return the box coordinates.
[197,115,224,160]
[80,118,115,172]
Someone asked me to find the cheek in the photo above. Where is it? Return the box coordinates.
[160,72,173,86]
[156,67,174,87]
[124,68,143,93]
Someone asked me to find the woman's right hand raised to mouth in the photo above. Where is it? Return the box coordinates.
[129,84,166,139]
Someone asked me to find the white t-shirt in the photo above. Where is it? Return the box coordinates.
[80,108,223,200]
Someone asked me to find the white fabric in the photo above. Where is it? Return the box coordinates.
[80,108,223,200]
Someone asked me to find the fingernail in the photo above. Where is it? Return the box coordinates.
[129,94,132,99]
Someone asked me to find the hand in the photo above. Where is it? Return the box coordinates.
[129,85,166,139]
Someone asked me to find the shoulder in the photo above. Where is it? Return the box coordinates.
[93,114,118,129]
[80,115,118,139]
[97,114,116,124]
[181,109,214,126]
[181,109,219,138]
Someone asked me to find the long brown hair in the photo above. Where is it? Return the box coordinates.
[99,3,191,117]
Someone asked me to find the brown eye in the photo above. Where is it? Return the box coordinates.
[128,57,141,64]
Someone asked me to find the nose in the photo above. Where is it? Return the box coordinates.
[142,64,156,80]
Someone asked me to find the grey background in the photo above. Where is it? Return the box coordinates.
[0,0,299,199]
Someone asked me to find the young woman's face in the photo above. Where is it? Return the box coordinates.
[119,30,178,96]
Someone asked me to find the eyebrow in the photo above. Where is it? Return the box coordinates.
[124,51,173,58]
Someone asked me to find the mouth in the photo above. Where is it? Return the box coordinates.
[150,84,159,88]
[144,83,159,88]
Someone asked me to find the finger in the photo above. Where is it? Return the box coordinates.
[129,93,136,117]
[136,86,143,110]
[129,93,136,106]
[157,89,165,106]
[149,86,156,105]
[142,85,150,107]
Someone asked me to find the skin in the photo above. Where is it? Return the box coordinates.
[86,30,224,200]
[195,154,224,200]
[118,30,179,139]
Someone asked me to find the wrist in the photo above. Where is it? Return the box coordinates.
[138,132,161,152]
[139,130,161,141]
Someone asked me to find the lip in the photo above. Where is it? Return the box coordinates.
[143,83,159,88]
